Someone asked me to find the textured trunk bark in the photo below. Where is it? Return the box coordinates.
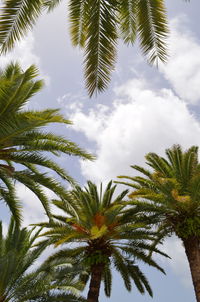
[183,237,200,302]
[87,264,104,302]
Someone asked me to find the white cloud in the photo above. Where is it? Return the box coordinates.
[69,78,200,183]
[0,33,49,83]
[160,16,200,104]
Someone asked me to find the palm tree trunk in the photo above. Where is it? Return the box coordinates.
[183,236,200,302]
[87,263,104,302]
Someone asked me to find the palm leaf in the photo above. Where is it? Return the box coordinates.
[84,0,118,96]
[118,0,137,44]
[0,0,43,53]
[69,0,88,47]
[137,0,169,64]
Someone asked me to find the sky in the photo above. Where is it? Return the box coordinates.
[1,0,200,301]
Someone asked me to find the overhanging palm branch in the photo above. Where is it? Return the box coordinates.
[0,0,169,96]
[0,62,93,224]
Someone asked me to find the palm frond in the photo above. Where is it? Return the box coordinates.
[118,0,137,44]
[84,0,118,96]
[137,0,169,64]
[0,0,43,53]
[69,0,88,47]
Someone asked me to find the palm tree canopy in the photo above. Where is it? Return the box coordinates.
[117,145,200,240]
[36,181,168,298]
[0,62,93,224]
[0,218,86,302]
[0,0,169,96]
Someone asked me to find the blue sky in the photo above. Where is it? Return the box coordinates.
[1,1,200,301]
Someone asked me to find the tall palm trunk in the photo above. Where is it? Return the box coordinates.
[87,263,104,302]
[183,236,200,302]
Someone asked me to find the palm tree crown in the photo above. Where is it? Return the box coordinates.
[0,0,169,96]
[0,218,86,302]
[37,181,167,302]
[117,145,200,302]
[0,62,93,224]
[117,145,200,239]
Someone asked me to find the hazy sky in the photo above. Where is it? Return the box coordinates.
[1,1,200,301]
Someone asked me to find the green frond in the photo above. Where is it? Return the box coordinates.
[0,64,43,117]
[103,264,112,297]
[118,0,137,44]
[0,0,43,53]
[145,153,171,177]
[137,0,169,64]
[127,263,153,296]
[84,0,118,96]
[13,171,52,218]
[69,0,88,47]
[121,246,165,274]
[7,152,76,184]
[130,165,152,178]
[112,249,132,291]
[43,0,62,12]
[0,0,171,96]
[102,181,116,208]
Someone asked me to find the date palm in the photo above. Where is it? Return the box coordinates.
[0,218,86,302]
[37,181,168,302]
[0,62,93,224]
[117,145,200,302]
[0,0,168,96]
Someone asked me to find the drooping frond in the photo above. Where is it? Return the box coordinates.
[112,249,132,291]
[0,0,43,53]
[136,0,169,64]
[43,0,63,12]
[68,0,88,47]
[84,0,118,96]
[118,0,137,44]
[0,0,171,96]
[103,264,112,297]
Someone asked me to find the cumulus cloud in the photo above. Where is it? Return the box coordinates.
[160,16,200,104]
[69,78,200,183]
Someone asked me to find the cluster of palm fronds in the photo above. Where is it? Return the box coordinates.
[0,0,169,96]
[0,62,93,224]
[0,61,93,301]
[0,62,167,302]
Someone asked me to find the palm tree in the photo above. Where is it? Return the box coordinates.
[0,218,86,302]
[0,0,169,96]
[0,62,93,224]
[117,145,200,302]
[36,181,168,302]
